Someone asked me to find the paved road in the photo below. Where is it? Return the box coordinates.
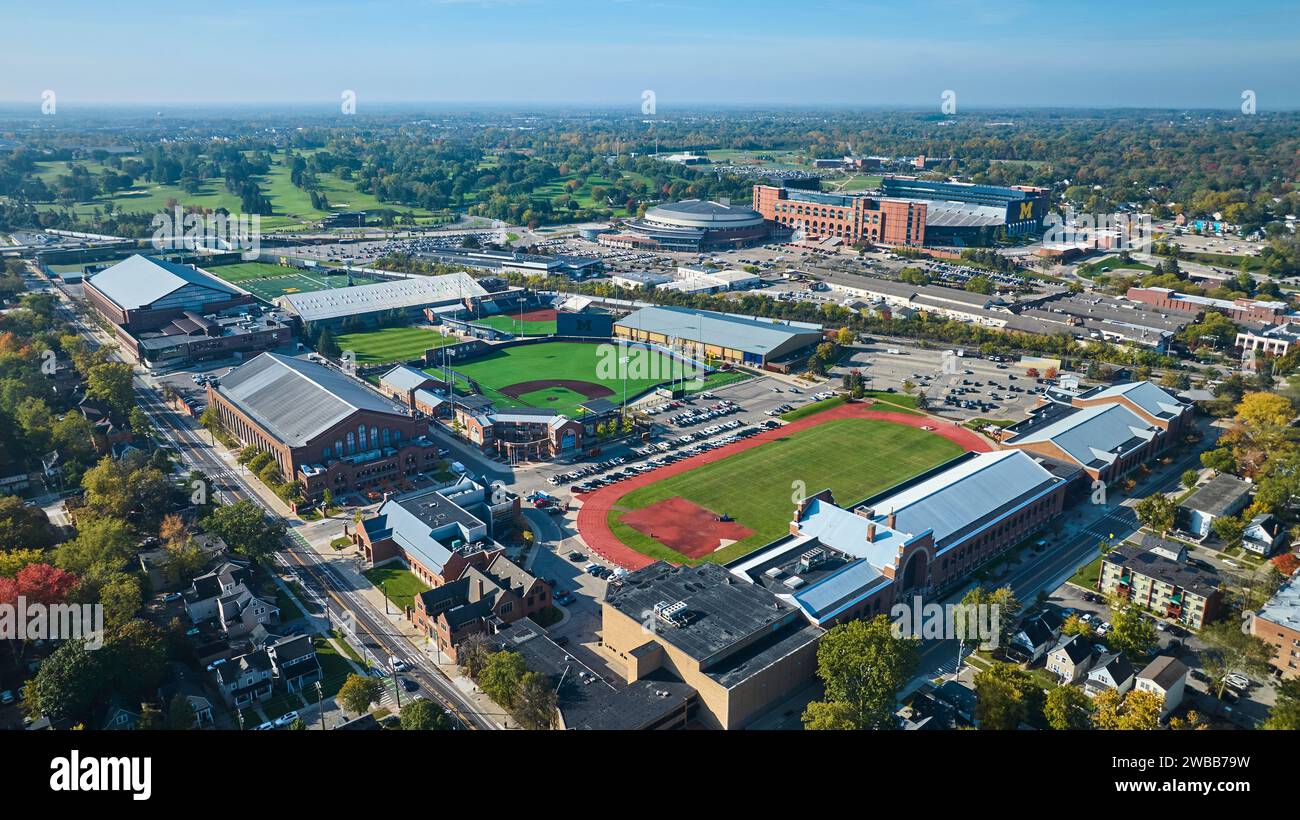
[44,271,499,730]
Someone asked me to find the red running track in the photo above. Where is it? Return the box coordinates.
[574,402,994,570]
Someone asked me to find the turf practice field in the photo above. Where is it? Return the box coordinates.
[472,308,558,336]
[335,326,457,364]
[206,262,385,300]
[434,340,730,416]
[607,417,965,565]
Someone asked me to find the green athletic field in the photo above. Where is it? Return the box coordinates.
[608,417,965,565]
[471,314,558,336]
[432,340,733,416]
[206,262,384,300]
[335,326,457,364]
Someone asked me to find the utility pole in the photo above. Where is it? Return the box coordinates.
[391,666,402,710]
[316,680,325,730]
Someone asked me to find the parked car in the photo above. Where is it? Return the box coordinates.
[274,711,299,728]
[389,656,408,672]
[0,690,14,706]
[400,677,419,693]
[1225,672,1251,691]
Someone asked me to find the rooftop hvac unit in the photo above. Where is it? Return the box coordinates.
[654,600,689,627]
[763,566,784,579]
[783,576,806,590]
[799,548,826,573]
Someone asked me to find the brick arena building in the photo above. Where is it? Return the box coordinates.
[206,353,442,502]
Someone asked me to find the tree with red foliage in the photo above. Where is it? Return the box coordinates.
[1271,552,1300,578]
[0,563,79,606]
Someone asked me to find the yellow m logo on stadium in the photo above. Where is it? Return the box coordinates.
[1018,201,1034,220]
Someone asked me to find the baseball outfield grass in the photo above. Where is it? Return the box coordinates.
[607,417,965,565]
[335,326,457,364]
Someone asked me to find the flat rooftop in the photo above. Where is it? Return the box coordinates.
[605,562,823,683]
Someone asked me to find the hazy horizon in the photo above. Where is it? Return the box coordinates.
[2,0,1297,110]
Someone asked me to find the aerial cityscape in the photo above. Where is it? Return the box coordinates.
[0,0,1297,798]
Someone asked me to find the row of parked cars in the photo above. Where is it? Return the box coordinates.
[547,456,628,486]
[668,400,742,427]
[571,420,779,494]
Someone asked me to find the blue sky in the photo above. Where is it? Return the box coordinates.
[2,0,1297,108]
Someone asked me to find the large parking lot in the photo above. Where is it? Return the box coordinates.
[837,339,1050,422]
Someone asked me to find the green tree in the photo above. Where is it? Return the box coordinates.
[23,639,102,722]
[1043,685,1091,730]
[1180,469,1200,491]
[515,670,558,730]
[338,674,383,715]
[1108,603,1158,659]
[85,362,135,416]
[802,616,919,730]
[974,663,1043,730]
[1134,493,1178,535]
[202,501,285,562]
[1261,679,1300,730]
[0,495,54,551]
[399,699,450,730]
[479,650,527,710]
[167,692,196,730]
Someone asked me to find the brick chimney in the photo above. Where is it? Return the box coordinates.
[867,521,876,542]
[887,508,897,529]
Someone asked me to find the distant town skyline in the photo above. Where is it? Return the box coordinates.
[2,0,1298,109]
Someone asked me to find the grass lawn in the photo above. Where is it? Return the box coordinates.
[335,326,457,364]
[1068,554,1105,589]
[275,586,309,622]
[780,395,847,421]
[608,417,966,564]
[472,314,558,336]
[314,636,361,698]
[437,341,696,416]
[363,566,430,611]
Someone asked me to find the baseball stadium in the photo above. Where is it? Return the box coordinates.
[577,403,992,568]
[427,339,743,417]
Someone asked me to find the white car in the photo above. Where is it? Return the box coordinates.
[389,656,408,672]
[1224,672,1251,691]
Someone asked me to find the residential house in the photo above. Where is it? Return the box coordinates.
[100,697,142,731]
[1178,473,1251,539]
[1085,651,1135,698]
[1011,610,1065,663]
[1046,634,1093,683]
[214,586,280,639]
[213,648,275,707]
[1243,514,1286,557]
[183,560,252,623]
[267,634,322,694]
[1134,655,1189,718]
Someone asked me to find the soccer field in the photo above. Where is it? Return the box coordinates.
[207,263,385,300]
[335,326,457,364]
[434,340,728,416]
[607,417,965,565]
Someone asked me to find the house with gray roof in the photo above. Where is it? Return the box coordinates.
[1179,473,1251,538]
